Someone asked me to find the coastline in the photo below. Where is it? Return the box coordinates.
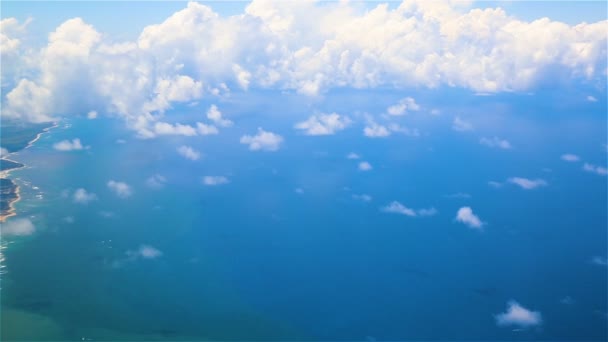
[0,121,57,223]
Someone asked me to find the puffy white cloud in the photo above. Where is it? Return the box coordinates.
[206,104,233,127]
[561,154,580,162]
[417,207,438,217]
[87,110,98,119]
[387,97,420,116]
[53,138,86,151]
[455,206,483,229]
[295,112,351,135]
[154,122,198,136]
[0,218,35,236]
[363,121,391,138]
[240,128,283,151]
[196,122,219,135]
[452,116,473,132]
[382,201,416,217]
[73,188,97,204]
[358,161,372,171]
[387,123,420,137]
[508,177,547,190]
[202,175,230,186]
[128,244,163,260]
[347,152,360,159]
[107,180,133,198]
[177,145,201,160]
[583,163,608,176]
[145,174,167,189]
[352,194,372,202]
[480,136,511,149]
[495,301,542,328]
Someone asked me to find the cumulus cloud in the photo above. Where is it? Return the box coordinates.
[452,116,473,132]
[352,194,372,202]
[202,175,230,186]
[87,110,98,119]
[382,201,437,217]
[364,121,391,138]
[480,136,511,149]
[177,145,201,160]
[73,188,97,204]
[240,128,283,151]
[0,218,35,236]
[358,161,372,171]
[196,122,219,135]
[387,97,420,116]
[206,104,232,127]
[153,122,198,136]
[145,174,167,189]
[561,154,580,162]
[294,112,351,135]
[347,152,360,159]
[508,177,547,189]
[107,180,133,198]
[495,301,542,328]
[128,244,163,260]
[455,206,483,229]
[53,138,86,151]
[583,163,608,176]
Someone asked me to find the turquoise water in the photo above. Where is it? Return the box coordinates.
[1,89,606,340]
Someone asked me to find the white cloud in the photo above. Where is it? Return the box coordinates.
[128,244,163,260]
[388,123,420,137]
[0,147,9,157]
[591,256,608,266]
[444,192,471,199]
[587,95,598,102]
[196,122,219,135]
[347,152,360,159]
[480,136,511,149]
[455,206,483,229]
[358,161,372,171]
[107,180,133,198]
[382,201,416,217]
[561,154,580,162]
[145,174,166,189]
[488,181,503,188]
[206,104,233,127]
[87,110,98,119]
[387,97,420,116]
[495,301,542,328]
[154,122,198,136]
[352,194,372,202]
[583,163,608,176]
[73,188,97,204]
[295,112,351,135]
[0,218,35,236]
[507,177,547,190]
[452,116,473,132]
[364,121,391,138]
[53,138,86,151]
[177,145,201,160]
[240,128,283,151]
[202,175,230,186]
[417,207,438,217]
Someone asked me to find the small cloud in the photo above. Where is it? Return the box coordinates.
[0,147,9,157]
[495,301,542,328]
[73,188,97,204]
[444,192,471,199]
[107,180,133,198]
[587,95,598,102]
[294,187,304,194]
[452,116,473,132]
[591,256,608,267]
[363,121,391,138]
[358,161,372,171]
[87,110,98,119]
[455,206,483,229]
[417,207,438,217]
[352,194,372,202]
[145,174,166,189]
[240,128,283,151]
[561,154,580,162]
[63,216,75,224]
[387,97,420,116]
[560,296,575,305]
[177,145,201,160]
[0,218,35,236]
[583,163,608,176]
[116,139,126,144]
[154,122,198,136]
[207,104,233,127]
[202,176,230,186]
[480,137,511,149]
[196,122,219,135]
[387,123,420,137]
[127,244,163,260]
[488,181,503,188]
[99,211,116,218]
[295,112,351,135]
[53,138,87,151]
[382,201,416,217]
[507,177,547,190]
[347,152,360,160]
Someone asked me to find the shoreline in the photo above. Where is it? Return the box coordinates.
[0,121,57,222]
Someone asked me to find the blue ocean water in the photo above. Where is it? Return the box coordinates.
[1,88,606,340]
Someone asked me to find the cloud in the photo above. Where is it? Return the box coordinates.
[196,122,219,135]
[495,301,542,328]
[358,161,372,171]
[382,201,436,217]
[145,174,166,189]
[352,194,372,202]
[488,181,503,188]
[455,206,483,229]
[128,244,163,260]
[591,256,608,266]
[387,97,420,116]
[0,218,35,236]
[417,207,438,217]
[583,163,608,176]
[507,177,547,189]
[347,152,360,159]
[107,180,133,198]
[240,128,283,151]
[452,116,473,132]
[561,154,580,162]
[206,104,233,127]
[444,192,471,199]
[387,123,420,137]
[480,136,511,149]
[202,175,230,186]
[294,112,351,135]
[0,147,9,157]
[53,138,86,151]
[177,145,201,160]
[87,110,98,119]
[73,188,97,204]
[364,121,391,138]
[587,95,598,102]
[153,122,198,136]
